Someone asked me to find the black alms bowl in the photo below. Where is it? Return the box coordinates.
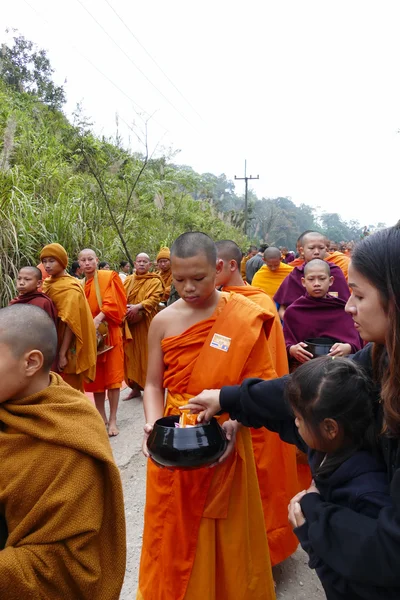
[147,415,228,469]
[305,337,339,358]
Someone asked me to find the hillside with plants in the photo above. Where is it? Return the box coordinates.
[0,34,371,305]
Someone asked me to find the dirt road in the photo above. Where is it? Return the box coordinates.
[111,390,325,599]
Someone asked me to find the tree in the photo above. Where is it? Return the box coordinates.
[0,32,65,109]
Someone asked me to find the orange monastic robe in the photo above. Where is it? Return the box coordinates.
[157,269,172,302]
[137,292,276,600]
[240,255,250,279]
[84,271,126,392]
[252,263,294,299]
[287,256,304,267]
[223,285,299,565]
[124,273,164,389]
[43,274,97,390]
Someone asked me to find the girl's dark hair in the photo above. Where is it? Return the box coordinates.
[70,261,80,275]
[351,222,400,436]
[287,357,375,475]
[120,261,129,268]
[98,261,109,269]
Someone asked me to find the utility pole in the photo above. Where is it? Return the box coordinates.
[234,160,259,237]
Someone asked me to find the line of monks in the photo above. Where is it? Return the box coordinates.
[8,230,354,599]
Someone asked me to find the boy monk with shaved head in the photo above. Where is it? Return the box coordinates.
[123,253,164,399]
[79,248,126,436]
[0,304,126,598]
[284,258,362,365]
[9,266,57,324]
[40,243,97,391]
[215,240,299,566]
[252,246,294,299]
[274,231,350,320]
[137,232,276,600]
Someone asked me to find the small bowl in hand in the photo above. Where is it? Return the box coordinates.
[147,415,227,469]
[304,337,339,358]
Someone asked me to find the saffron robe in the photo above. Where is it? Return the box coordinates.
[137,292,276,600]
[157,269,172,302]
[252,263,294,299]
[43,274,97,385]
[9,291,58,325]
[283,293,362,354]
[84,271,126,392]
[0,373,126,599]
[286,256,304,267]
[240,255,250,279]
[123,273,164,389]
[274,263,350,308]
[222,285,299,565]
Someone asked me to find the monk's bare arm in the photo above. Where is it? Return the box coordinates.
[278,305,286,320]
[143,315,166,425]
[58,325,74,370]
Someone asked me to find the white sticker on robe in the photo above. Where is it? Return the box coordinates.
[329,291,339,297]
[210,333,231,352]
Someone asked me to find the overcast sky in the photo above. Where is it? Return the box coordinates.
[3,0,400,227]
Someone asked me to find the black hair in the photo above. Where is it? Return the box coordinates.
[171,232,217,266]
[286,357,376,476]
[98,261,110,269]
[258,243,269,253]
[70,261,80,276]
[120,260,129,268]
[215,240,242,268]
[0,304,57,371]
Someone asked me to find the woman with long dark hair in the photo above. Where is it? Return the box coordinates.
[183,222,400,598]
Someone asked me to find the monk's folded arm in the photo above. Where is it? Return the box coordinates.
[220,376,307,451]
[0,449,106,598]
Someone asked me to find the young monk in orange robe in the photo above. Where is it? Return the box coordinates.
[215,240,300,565]
[123,253,164,399]
[138,232,276,600]
[155,247,173,302]
[252,246,294,299]
[287,231,350,280]
[40,243,97,392]
[0,304,126,599]
[79,249,126,437]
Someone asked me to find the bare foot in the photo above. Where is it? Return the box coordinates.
[123,386,142,401]
[108,421,119,437]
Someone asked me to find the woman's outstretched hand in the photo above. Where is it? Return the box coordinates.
[180,389,222,422]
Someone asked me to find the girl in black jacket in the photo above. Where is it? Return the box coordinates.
[183,223,400,599]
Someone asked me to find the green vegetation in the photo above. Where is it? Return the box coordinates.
[0,33,372,306]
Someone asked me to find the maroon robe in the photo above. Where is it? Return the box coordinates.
[9,291,58,325]
[274,263,350,308]
[283,293,362,354]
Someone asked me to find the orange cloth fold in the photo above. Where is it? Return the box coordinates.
[137,292,276,600]
[84,270,126,392]
[223,285,299,564]
[123,273,164,389]
[157,269,172,302]
[43,274,97,384]
[0,373,126,599]
[252,263,294,298]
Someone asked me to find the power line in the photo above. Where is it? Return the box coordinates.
[75,0,196,128]
[103,0,203,121]
[21,0,169,133]
[235,160,260,237]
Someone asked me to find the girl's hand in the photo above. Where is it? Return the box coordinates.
[289,343,313,363]
[180,389,222,422]
[329,342,352,357]
[288,490,307,528]
[142,423,153,457]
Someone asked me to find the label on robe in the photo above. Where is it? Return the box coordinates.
[210,333,232,352]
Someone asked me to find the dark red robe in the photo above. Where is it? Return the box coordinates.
[9,291,58,325]
[274,263,350,307]
[283,293,362,354]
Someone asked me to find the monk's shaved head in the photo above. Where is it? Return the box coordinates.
[304,259,331,276]
[135,253,150,261]
[19,266,42,280]
[78,248,97,258]
[0,305,57,370]
[215,240,242,268]
[171,232,217,266]
[301,231,328,246]
[264,247,281,260]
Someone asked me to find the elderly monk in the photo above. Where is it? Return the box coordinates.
[215,240,299,566]
[123,253,164,400]
[274,231,350,320]
[79,249,126,437]
[0,304,126,599]
[240,245,257,279]
[9,266,57,325]
[252,246,294,299]
[138,232,276,600]
[40,243,97,392]
[155,246,172,303]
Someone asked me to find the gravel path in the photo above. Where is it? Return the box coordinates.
[110,390,325,599]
